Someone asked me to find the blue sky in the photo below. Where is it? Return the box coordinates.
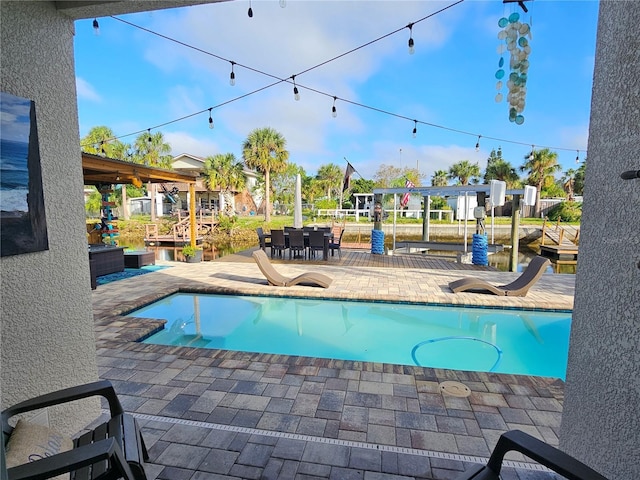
[74,0,599,183]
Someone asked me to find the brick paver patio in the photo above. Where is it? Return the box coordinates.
[92,248,573,479]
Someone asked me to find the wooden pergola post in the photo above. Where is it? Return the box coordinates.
[189,183,196,248]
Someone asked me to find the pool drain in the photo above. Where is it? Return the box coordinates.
[439,381,471,397]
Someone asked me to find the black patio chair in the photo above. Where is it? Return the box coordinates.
[307,230,326,259]
[256,227,271,251]
[270,229,287,258]
[329,226,344,258]
[288,229,306,259]
[455,430,607,480]
[2,380,148,480]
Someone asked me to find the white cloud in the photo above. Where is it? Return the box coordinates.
[76,77,102,102]
[165,131,220,157]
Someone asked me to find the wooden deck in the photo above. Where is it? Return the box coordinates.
[540,244,579,260]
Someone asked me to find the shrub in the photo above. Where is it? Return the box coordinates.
[547,201,582,222]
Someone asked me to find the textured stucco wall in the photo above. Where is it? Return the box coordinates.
[559,2,640,479]
[0,1,99,434]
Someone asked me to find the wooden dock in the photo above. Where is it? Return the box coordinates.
[540,219,580,260]
[143,223,203,247]
[540,244,579,260]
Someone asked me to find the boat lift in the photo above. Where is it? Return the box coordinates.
[372,183,536,271]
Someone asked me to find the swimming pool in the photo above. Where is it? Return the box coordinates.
[131,293,571,379]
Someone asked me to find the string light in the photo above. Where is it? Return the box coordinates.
[332,97,337,118]
[292,75,300,101]
[229,61,236,86]
[575,150,580,164]
[407,23,415,55]
[147,129,152,143]
[94,7,586,161]
[100,140,105,155]
[248,1,253,18]
[412,120,417,138]
[208,108,214,129]
[475,135,481,152]
[93,18,100,35]
[279,0,286,7]
[529,145,535,161]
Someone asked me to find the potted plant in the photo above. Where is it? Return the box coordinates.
[181,244,202,263]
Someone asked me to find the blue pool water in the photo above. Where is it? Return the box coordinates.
[133,293,571,379]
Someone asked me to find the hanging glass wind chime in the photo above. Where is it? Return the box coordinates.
[495,10,532,125]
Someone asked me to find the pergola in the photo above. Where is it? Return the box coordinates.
[82,152,200,247]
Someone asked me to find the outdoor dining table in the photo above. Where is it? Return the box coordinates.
[263,230,333,260]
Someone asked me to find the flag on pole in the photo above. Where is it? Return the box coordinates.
[400,178,415,207]
[343,161,356,192]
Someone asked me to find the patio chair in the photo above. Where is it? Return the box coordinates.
[288,229,306,259]
[307,230,326,259]
[256,227,271,251]
[252,250,332,288]
[449,256,551,297]
[455,430,607,480]
[269,229,287,259]
[2,380,148,480]
[329,227,344,258]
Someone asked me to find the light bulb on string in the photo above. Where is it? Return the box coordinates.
[229,62,236,86]
[575,150,580,164]
[147,129,152,143]
[292,75,300,101]
[475,135,481,152]
[407,24,415,55]
[412,120,417,138]
[279,0,286,7]
[92,18,100,35]
[332,97,337,118]
[100,141,105,155]
[529,145,535,161]
[208,108,214,129]
[248,1,253,17]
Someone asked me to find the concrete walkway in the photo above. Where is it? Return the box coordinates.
[92,249,574,479]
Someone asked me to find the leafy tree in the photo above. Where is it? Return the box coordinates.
[132,131,173,168]
[448,160,481,185]
[350,178,375,194]
[302,175,323,205]
[374,164,403,188]
[520,148,561,216]
[81,126,129,159]
[271,163,305,207]
[574,160,586,196]
[85,187,102,216]
[316,163,343,200]
[242,127,289,222]
[203,153,246,216]
[431,170,448,187]
[484,148,520,188]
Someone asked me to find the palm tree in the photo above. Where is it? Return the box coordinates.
[561,168,577,201]
[81,126,128,159]
[430,170,448,187]
[203,153,246,216]
[132,131,173,168]
[520,148,561,216]
[448,160,481,185]
[316,163,343,199]
[484,158,520,188]
[242,127,289,222]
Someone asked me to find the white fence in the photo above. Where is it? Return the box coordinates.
[316,208,454,222]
